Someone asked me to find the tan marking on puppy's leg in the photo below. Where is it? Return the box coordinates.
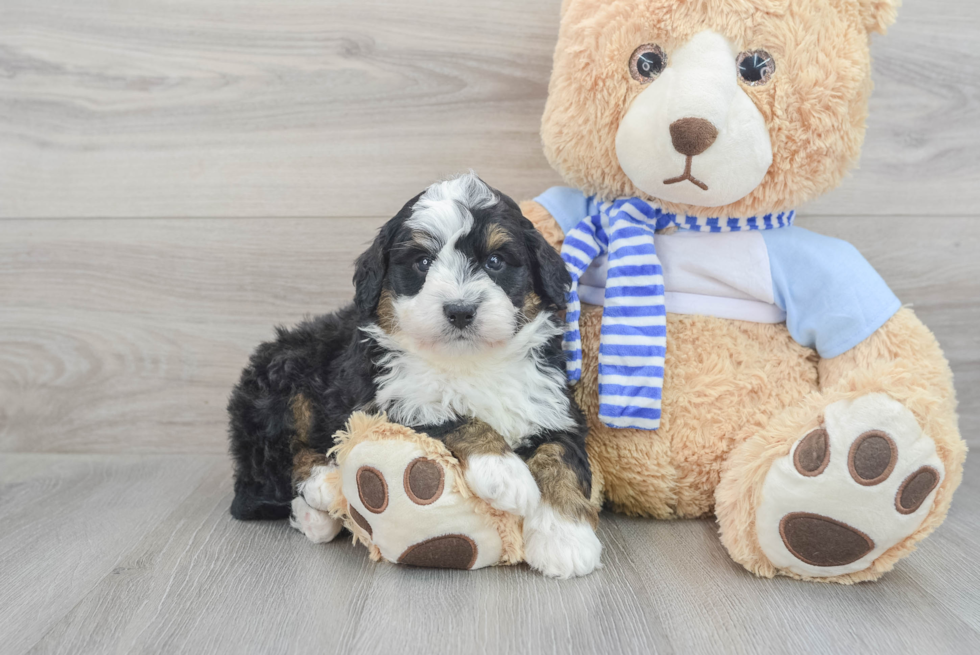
[290,393,332,489]
[441,419,511,462]
[527,443,599,528]
[377,289,397,333]
[292,446,336,511]
[290,393,313,445]
[447,420,541,516]
[289,395,337,511]
[292,447,331,489]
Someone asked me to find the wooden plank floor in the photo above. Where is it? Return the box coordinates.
[0,215,977,655]
[0,454,977,655]
[2,0,979,653]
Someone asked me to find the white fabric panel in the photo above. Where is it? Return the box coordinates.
[664,292,785,323]
[577,229,781,323]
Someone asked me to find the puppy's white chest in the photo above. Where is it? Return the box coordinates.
[373,341,573,445]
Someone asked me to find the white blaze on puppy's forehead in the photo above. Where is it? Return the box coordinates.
[392,240,518,350]
[420,247,490,305]
[407,174,498,248]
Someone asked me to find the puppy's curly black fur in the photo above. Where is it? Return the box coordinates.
[227,177,593,530]
[227,205,410,520]
[228,305,374,519]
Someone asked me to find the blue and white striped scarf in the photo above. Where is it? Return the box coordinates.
[560,197,795,430]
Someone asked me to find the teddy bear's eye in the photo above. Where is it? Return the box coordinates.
[629,44,667,83]
[737,50,776,86]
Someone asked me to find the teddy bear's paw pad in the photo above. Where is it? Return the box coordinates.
[348,504,373,536]
[356,466,389,513]
[398,534,478,570]
[341,440,504,570]
[778,513,874,568]
[464,453,541,516]
[896,467,941,514]
[523,504,602,578]
[290,496,343,544]
[757,393,945,577]
[404,457,445,505]
[297,463,338,511]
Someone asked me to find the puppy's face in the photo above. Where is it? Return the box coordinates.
[354,175,569,354]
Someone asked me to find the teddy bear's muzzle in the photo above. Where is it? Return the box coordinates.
[614,30,773,208]
[668,117,718,158]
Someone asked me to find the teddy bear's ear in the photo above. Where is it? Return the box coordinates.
[857,0,900,34]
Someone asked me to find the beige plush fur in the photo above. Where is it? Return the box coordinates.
[327,412,524,565]
[542,0,895,219]
[524,203,964,582]
[523,201,820,520]
[714,309,965,582]
[513,0,964,585]
[326,0,964,581]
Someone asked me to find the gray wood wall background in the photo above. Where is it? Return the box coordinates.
[1,1,978,653]
[2,0,977,454]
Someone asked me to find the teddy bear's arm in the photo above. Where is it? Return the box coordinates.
[520,200,565,251]
[717,306,966,582]
[817,307,964,464]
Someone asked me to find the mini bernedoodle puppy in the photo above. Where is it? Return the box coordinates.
[227,174,602,577]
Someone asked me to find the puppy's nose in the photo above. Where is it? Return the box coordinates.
[669,117,718,157]
[444,303,476,329]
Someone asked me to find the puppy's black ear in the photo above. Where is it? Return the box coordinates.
[353,216,403,317]
[524,227,570,310]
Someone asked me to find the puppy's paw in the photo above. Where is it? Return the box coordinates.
[296,463,338,511]
[464,453,540,516]
[523,504,602,578]
[290,496,343,544]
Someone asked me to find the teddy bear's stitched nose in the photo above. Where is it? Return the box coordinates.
[669,117,719,157]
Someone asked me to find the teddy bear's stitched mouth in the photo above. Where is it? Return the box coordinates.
[663,156,709,191]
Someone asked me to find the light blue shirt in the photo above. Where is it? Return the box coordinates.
[536,186,901,359]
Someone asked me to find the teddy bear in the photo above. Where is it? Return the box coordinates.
[310,0,966,583]
[302,412,525,570]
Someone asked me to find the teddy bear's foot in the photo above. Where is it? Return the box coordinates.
[756,393,945,578]
[464,453,541,516]
[340,439,514,570]
[289,496,344,544]
[523,504,602,578]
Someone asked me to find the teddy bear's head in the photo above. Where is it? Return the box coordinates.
[541,0,898,218]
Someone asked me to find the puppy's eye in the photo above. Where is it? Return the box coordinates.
[484,254,505,272]
[629,44,667,83]
[415,256,433,273]
[737,50,775,86]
